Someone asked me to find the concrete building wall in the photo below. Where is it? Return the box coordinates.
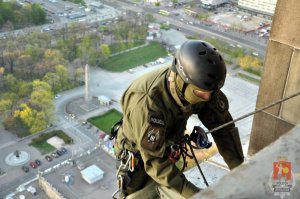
[192,125,300,199]
[38,175,64,199]
[238,0,277,16]
[248,0,300,155]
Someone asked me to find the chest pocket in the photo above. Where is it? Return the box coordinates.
[165,114,190,143]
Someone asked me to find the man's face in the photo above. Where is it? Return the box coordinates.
[184,83,212,104]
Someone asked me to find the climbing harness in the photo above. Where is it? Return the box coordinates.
[113,146,140,199]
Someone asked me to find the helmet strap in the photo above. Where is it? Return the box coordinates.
[168,71,191,112]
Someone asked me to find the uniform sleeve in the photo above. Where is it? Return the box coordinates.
[129,102,199,198]
[198,90,244,169]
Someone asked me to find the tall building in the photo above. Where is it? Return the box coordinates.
[238,0,278,17]
[201,0,229,9]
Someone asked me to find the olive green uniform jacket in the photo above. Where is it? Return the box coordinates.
[115,67,244,198]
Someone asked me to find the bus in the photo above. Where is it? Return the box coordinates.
[158,10,170,16]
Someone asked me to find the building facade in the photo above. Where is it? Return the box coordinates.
[238,0,278,17]
[201,0,229,9]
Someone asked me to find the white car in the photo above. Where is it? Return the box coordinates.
[55,94,61,99]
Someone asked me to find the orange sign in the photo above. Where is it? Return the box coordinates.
[272,161,291,181]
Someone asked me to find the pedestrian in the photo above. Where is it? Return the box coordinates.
[112,40,244,199]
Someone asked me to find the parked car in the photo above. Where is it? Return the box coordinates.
[54,94,61,99]
[77,162,85,170]
[51,152,59,158]
[22,165,29,173]
[35,159,42,166]
[45,155,52,162]
[29,161,38,169]
[56,150,64,156]
[60,147,67,154]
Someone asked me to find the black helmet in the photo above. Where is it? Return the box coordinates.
[172,40,226,91]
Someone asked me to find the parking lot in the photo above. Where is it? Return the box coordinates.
[209,12,271,32]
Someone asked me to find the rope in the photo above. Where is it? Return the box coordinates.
[207,90,300,134]
[184,135,209,187]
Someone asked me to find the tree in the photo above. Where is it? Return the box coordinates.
[74,67,84,82]
[0,99,12,114]
[43,72,60,93]
[56,39,77,61]
[115,34,126,52]
[29,80,54,126]
[238,55,252,70]
[127,30,134,48]
[2,20,14,31]
[198,13,210,21]
[30,80,53,110]
[251,57,263,69]
[29,111,48,133]
[3,74,18,92]
[0,67,4,89]
[77,36,98,65]
[17,81,32,98]
[143,13,155,24]
[16,54,35,79]
[100,44,111,60]
[55,64,68,90]
[24,46,43,62]
[13,103,48,134]
[37,49,66,75]
[26,32,51,49]
[4,40,20,74]
[31,3,46,25]
[2,92,19,104]
[14,104,35,128]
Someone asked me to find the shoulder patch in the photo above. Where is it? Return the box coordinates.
[141,126,165,151]
[210,90,229,112]
[148,112,165,127]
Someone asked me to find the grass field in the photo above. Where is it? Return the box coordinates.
[101,41,168,72]
[31,142,56,155]
[88,109,123,134]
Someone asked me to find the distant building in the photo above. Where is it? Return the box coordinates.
[80,165,104,184]
[238,0,278,17]
[147,23,161,39]
[67,12,86,19]
[97,95,111,106]
[201,0,229,9]
[145,0,161,3]
[148,23,160,31]
[88,2,104,9]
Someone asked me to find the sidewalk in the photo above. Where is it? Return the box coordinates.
[227,65,261,81]
[110,41,149,57]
